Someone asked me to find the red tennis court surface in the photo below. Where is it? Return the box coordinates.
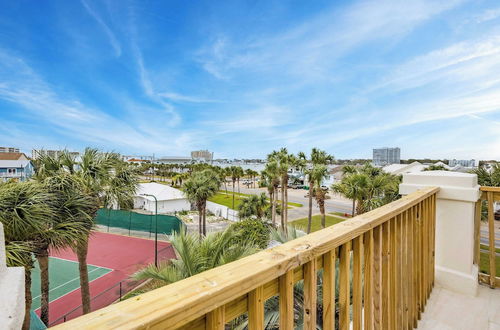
[41,231,175,325]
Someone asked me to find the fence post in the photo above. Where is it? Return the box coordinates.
[399,171,481,296]
[128,211,132,236]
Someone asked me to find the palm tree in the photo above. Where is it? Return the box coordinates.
[311,165,330,231]
[472,163,500,186]
[34,148,139,314]
[261,161,280,226]
[238,193,269,219]
[332,163,400,216]
[299,148,334,233]
[268,148,294,228]
[34,174,94,325]
[227,166,243,209]
[133,227,258,287]
[0,181,54,330]
[183,169,220,236]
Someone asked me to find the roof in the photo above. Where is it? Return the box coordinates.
[0,152,27,161]
[127,158,147,162]
[0,160,31,168]
[135,183,187,201]
[383,161,427,175]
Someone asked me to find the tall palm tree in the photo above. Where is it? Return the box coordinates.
[261,161,280,226]
[238,193,269,219]
[183,169,220,236]
[34,148,139,314]
[309,165,330,231]
[133,227,258,287]
[0,181,54,330]
[299,148,334,233]
[34,174,94,325]
[268,148,294,228]
[227,166,242,209]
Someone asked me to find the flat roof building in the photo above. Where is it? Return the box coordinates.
[373,147,401,166]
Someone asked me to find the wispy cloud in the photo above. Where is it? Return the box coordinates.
[80,0,121,57]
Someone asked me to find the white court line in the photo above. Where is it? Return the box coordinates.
[32,267,104,301]
[48,256,113,272]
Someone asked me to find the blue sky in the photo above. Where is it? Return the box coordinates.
[1,0,500,160]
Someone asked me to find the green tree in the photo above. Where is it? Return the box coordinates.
[472,163,500,186]
[183,169,220,236]
[0,181,54,330]
[424,164,448,171]
[238,193,269,219]
[227,166,244,209]
[34,148,139,314]
[133,228,258,286]
[331,163,400,216]
[268,148,296,228]
[261,161,280,226]
[299,148,334,233]
[34,174,94,325]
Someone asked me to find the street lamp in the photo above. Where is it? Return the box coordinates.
[140,193,158,267]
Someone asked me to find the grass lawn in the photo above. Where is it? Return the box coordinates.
[479,244,500,276]
[330,211,351,218]
[290,214,346,232]
[209,192,246,209]
[211,191,303,209]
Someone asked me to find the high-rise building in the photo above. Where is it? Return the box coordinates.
[0,147,20,153]
[449,159,476,168]
[373,147,401,166]
[32,149,80,160]
[191,150,213,162]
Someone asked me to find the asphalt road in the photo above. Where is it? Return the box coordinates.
[230,185,353,220]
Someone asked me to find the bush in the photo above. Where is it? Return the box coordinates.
[229,218,271,249]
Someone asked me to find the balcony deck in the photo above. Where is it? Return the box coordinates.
[418,284,500,330]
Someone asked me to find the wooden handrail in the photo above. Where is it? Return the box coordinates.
[477,186,500,288]
[53,187,439,330]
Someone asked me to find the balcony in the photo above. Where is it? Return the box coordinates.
[51,172,499,329]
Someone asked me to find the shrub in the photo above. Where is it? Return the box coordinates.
[229,218,271,249]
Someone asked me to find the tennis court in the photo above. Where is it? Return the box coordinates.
[34,231,176,326]
[31,257,111,310]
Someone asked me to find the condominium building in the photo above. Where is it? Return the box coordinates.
[31,149,80,160]
[373,147,401,166]
[0,147,20,153]
[449,159,476,168]
[191,150,213,162]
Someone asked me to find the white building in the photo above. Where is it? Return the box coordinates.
[154,156,193,165]
[133,183,190,213]
[449,159,476,168]
[382,161,427,175]
[373,147,401,166]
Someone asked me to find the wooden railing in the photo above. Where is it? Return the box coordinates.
[53,187,438,330]
[475,186,500,288]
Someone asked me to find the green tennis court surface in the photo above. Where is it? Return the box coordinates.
[30,257,111,310]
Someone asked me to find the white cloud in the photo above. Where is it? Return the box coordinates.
[80,0,122,57]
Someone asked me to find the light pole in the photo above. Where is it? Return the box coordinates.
[141,193,158,267]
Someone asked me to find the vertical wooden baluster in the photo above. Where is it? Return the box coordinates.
[396,214,403,329]
[353,236,363,330]
[339,242,351,330]
[474,198,482,266]
[402,210,410,330]
[431,194,436,288]
[417,202,424,320]
[364,230,374,330]
[304,258,317,330]
[373,226,382,330]
[407,207,415,329]
[488,191,496,288]
[248,286,264,330]
[279,270,294,330]
[390,218,397,330]
[206,306,225,330]
[381,221,391,329]
[323,250,336,330]
[423,198,429,305]
[412,205,419,327]
[427,197,433,298]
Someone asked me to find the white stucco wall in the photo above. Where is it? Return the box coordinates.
[135,197,190,214]
[400,171,481,296]
[0,223,25,329]
[206,201,239,221]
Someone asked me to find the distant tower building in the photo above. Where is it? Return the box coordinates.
[0,147,20,153]
[373,147,401,166]
[191,150,213,163]
[449,159,476,168]
[32,149,80,160]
